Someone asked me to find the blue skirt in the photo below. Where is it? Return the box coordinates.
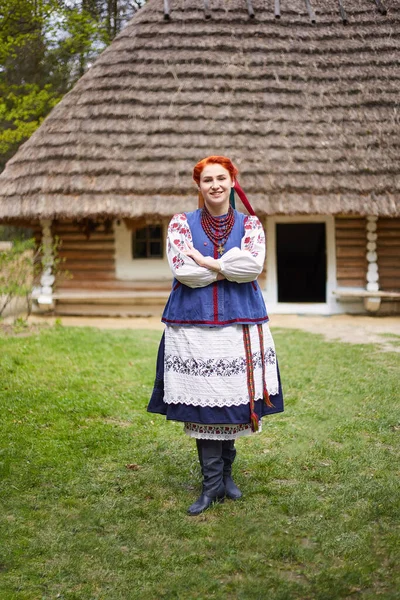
[147,333,284,425]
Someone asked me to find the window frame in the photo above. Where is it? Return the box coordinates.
[131,223,164,260]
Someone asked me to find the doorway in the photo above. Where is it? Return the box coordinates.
[276,223,326,302]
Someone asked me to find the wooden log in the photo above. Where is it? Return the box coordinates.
[54,231,114,239]
[56,233,114,242]
[376,230,400,239]
[336,259,368,268]
[337,278,366,287]
[377,218,400,230]
[335,230,367,240]
[56,280,171,291]
[377,216,400,290]
[336,266,366,273]
[335,218,367,230]
[64,261,115,270]
[59,251,115,260]
[378,269,400,278]
[376,240,400,248]
[337,273,366,281]
[336,239,366,247]
[335,215,368,287]
[337,247,366,258]
[379,281,400,292]
[60,242,115,251]
[381,276,400,284]
[53,225,115,235]
[378,258,400,267]
[53,223,82,231]
[68,271,116,280]
[54,290,170,300]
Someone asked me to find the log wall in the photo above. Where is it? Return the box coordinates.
[53,220,118,290]
[52,219,171,292]
[377,218,400,292]
[335,217,367,288]
[50,217,399,298]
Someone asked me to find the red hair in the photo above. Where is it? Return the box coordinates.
[193,156,239,185]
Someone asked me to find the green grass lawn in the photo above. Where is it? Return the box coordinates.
[0,324,399,600]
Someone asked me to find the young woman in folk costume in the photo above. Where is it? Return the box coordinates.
[148,156,283,516]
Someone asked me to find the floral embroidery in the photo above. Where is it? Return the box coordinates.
[165,349,276,377]
[168,215,193,270]
[173,238,186,251]
[244,216,262,231]
[242,217,265,257]
[243,236,258,257]
[168,214,193,241]
[257,231,265,244]
[185,422,249,434]
[183,421,258,439]
[172,255,184,270]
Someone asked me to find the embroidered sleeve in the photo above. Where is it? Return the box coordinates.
[218,215,265,283]
[167,214,218,288]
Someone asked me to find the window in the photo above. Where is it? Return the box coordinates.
[132,225,163,259]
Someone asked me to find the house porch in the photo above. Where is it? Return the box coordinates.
[28,215,400,317]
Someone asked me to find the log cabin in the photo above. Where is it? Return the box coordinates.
[0,0,399,316]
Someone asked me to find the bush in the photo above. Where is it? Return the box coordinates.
[0,236,68,319]
[0,238,36,317]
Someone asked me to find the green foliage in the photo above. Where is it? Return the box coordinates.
[57,5,102,79]
[0,238,35,316]
[0,326,399,598]
[0,0,144,172]
[0,225,33,241]
[0,235,68,318]
[0,83,62,170]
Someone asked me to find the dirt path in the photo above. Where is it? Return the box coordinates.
[27,313,400,352]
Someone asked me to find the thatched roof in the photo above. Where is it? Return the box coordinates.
[0,0,399,220]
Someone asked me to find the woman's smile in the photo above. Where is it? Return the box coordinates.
[199,164,233,215]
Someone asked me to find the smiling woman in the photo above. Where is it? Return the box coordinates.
[147,156,284,516]
[194,156,238,216]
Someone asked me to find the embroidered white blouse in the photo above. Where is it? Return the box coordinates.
[166,213,266,288]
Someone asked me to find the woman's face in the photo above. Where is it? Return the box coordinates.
[199,164,233,216]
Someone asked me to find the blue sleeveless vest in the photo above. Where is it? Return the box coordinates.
[162,209,269,327]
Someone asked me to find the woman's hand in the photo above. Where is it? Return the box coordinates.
[183,243,222,273]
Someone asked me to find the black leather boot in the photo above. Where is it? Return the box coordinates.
[196,438,204,477]
[187,439,225,516]
[222,440,242,500]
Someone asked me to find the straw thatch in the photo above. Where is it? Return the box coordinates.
[0,0,399,220]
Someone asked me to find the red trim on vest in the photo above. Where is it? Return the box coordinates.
[162,316,269,326]
[213,244,218,321]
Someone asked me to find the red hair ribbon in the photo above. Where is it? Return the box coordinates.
[233,181,256,216]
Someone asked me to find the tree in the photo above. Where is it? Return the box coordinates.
[0,83,62,172]
[0,0,145,173]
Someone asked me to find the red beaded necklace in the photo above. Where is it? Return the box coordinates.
[201,205,235,256]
